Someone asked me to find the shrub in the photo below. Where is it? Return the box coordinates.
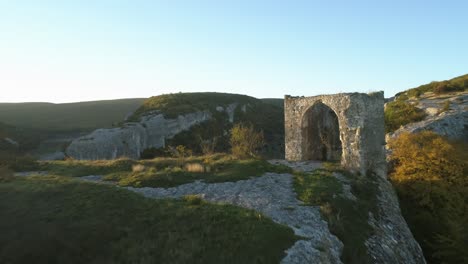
[168,145,192,158]
[184,163,207,173]
[439,100,451,113]
[407,89,422,98]
[384,101,426,133]
[140,147,170,159]
[395,93,409,101]
[199,136,217,155]
[388,132,467,263]
[183,194,204,205]
[433,81,450,94]
[230,123,264,158]
[132,164,146,173]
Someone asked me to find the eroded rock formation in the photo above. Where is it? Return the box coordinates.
[66,111,212,159]
[66,102,243,160]
[387,92,468,141]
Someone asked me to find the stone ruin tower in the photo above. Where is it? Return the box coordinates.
[284,92,386,176]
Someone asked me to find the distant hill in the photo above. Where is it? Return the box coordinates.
[0,121,49,155]
[261,98,284,108]
[0,98,145,132]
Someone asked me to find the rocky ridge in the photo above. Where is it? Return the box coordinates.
[387,91,467,141]
[66,103,244,160]
[66,111,211,160]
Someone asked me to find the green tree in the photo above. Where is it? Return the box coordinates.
[230,123,264,158]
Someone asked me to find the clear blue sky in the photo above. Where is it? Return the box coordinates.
[1,0,467,103]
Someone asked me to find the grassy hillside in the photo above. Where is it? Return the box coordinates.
[133,93,285,158]
[131,92,263,120]
[395,74,467,99]
[0,175,297,264]
[0,98,144,132]
[0,122,48,153]
[260,98,284,108]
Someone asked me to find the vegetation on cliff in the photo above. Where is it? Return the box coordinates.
[388,132,468,264]
[135,93,285,158]
[384,101,427,133]
[293,165,378,264]
[396,74,467,99]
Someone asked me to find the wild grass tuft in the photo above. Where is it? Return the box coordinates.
[43,154,292,188]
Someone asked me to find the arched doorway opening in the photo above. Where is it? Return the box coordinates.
[301,101,342,161]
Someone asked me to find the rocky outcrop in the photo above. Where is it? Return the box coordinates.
[366,170,426,264]
[126,173,344,264]
[66,111,212,160]
[272,160,426,263]
[66,101,252,160]
[389,110,467,140]
[387,92,467,141]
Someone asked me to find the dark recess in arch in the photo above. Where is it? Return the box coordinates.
[301,102,342,161]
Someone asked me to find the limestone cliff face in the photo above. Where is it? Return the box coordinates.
[66,111,212,160]
[366,169,426,264]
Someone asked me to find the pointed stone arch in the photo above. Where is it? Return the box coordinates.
[284,92,386,175]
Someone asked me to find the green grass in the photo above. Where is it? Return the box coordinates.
[40,154,293,188]
[39,158,135,177]
[0,98,144,132]
[384,101,427,133]
[0,176,298,264]
[293,167,378,264]
[130,92,260,120]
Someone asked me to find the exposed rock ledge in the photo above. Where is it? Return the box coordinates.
[388,110,467,141]
[387,92,467,141]
[17,161,426,263]
[66,111,212,160]
[126,173,344,264]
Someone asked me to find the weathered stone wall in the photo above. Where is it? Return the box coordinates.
[285,92,386,175]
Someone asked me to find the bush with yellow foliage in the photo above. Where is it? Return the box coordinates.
[388,131,467,264]
[230,123,264,159]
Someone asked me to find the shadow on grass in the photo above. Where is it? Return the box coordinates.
[0,176,298,264]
